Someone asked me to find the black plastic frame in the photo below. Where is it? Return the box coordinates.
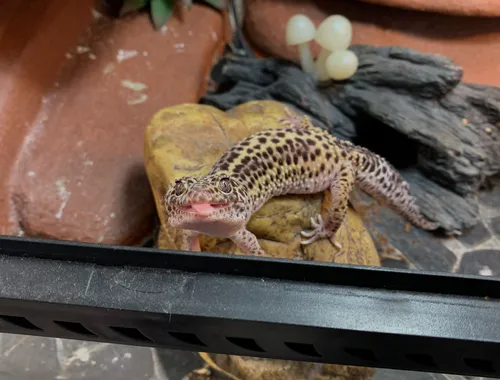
[1,235,500,378]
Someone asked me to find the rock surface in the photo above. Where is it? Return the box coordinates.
[145,100,379,379]
[205,353,376,380]
[201,47,500,231]
[1,3,225,244]
[356,0,500,16]
[243,0,500,87]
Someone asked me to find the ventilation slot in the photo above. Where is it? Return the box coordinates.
[0,315,42,331]
[285,342,321,358]
[463,358,495,374]
[54,321,97,337]
[226,337,265,352]
[168,332,206,347]
[344,347,377,362]
[109,326,153,343]
[405,353,437,368]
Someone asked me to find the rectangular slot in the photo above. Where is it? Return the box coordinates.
[109,326,153,343]
[226,337,265,352]
[344,347,377,362]
[0,315,42,331]
[463,358,496,374]
[284,342,321,358]
[405,353,437,368]
[168,332,206,347]
[54,321,97,337]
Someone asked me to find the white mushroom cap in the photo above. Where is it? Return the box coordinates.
[325,50,359,81]
[285,14,316,45]
[315,15,352,51]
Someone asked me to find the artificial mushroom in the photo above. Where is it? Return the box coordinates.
[314,15,353,81]
[285,14,316,75]
[325,50,359,81]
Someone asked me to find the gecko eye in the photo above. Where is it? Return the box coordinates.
[173,181,186,196]
[218,177,232,193]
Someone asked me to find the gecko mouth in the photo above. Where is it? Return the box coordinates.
[181,202,231,216]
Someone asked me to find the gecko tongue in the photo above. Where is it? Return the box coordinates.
[191,203,215,215]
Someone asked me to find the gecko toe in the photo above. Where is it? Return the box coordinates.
[300,227,322,244]
[278,108,302,129]
[310,214,324,229]
[332,240,343,250]
[301,235,321,245]
[301,215,330,245]
[310,216,318,228]
[301,230,316,238]
[317,214,324,226]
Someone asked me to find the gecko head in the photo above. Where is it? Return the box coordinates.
[163,174,251,236]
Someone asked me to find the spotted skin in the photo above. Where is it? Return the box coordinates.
[164,111,439,256]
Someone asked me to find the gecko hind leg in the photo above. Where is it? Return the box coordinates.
[300,162,356,250]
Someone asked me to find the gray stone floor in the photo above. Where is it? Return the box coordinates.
[0,334,205,380]
[360,176,500,276]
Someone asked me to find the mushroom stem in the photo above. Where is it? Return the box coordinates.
[298,43,315,74]
[315,48,331,81]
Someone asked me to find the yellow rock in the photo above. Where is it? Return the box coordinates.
[145,100,379,380]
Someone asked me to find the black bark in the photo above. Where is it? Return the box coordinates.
[201,46,500,231]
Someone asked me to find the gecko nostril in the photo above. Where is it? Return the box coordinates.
[189,190,211,203]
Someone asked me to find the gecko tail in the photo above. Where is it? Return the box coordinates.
[351,148,439,231]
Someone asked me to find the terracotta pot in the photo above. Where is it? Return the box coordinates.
[357,0,500,17]
[0,1,227,244]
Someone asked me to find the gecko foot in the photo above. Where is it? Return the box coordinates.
[255,248,268,256]
[300,215,342,249]
[278,107,302,129]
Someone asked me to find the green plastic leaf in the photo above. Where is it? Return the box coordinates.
[120,0,150,16]
[151,0,174,30]
[202,0,226,10]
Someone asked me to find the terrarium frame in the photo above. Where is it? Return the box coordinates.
[0,234,499,378]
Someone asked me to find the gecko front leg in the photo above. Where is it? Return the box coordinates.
[277,107,307,129]
[230,227,267,256]
[179,230,201,252]
[301,161,356,249]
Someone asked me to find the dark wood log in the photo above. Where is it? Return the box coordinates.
[201,46,500,231]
